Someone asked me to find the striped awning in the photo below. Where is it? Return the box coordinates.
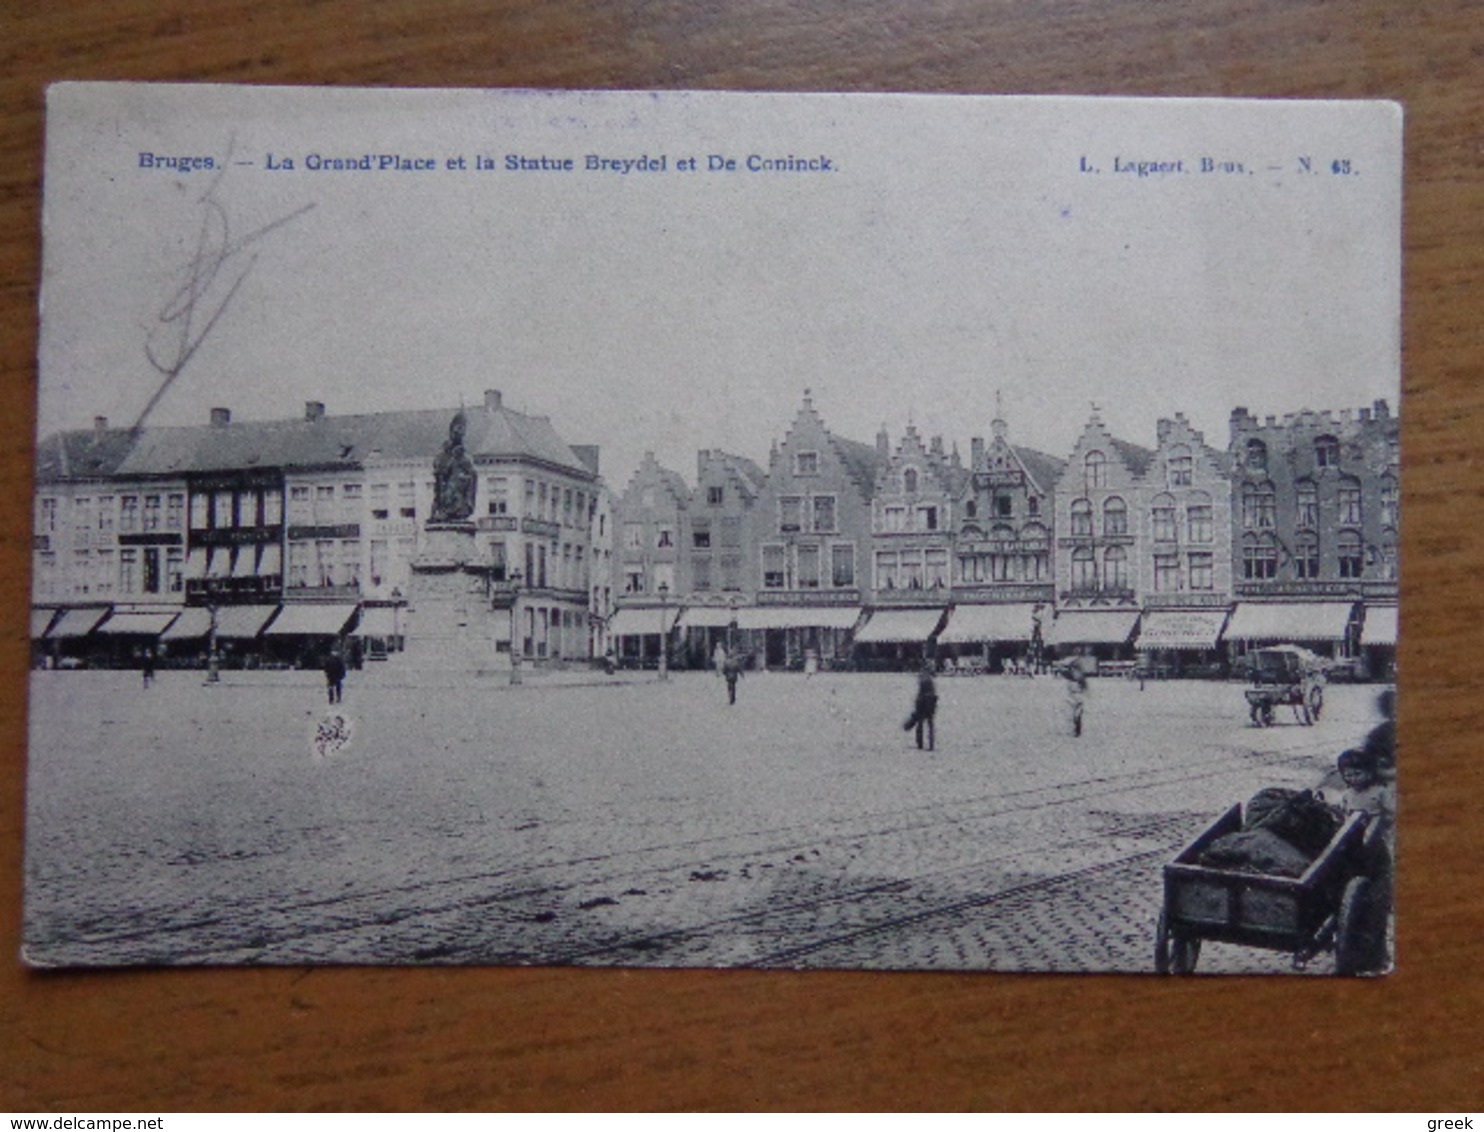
[1225,602,1354,643]
[938,603,1040,644]
[30,608,59,639]
[1137,609,1230,650]
[1361,605,1398,647]
[1045,610,1140,646]
[734,606,862,631]
[609,607,681,637]
[94,610,179,637]
[214,605,279,639]
[351,606,400,637]
[44,607,111,639]
[161,607,214,641]
[677,606,742,630]
[264,603,357,636]
[854,608,945,644]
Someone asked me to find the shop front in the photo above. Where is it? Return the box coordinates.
[262,602,359,668]
[852,607,947,672]
[1044,609,1141,673]
[1135,608,1231,679]
[1223,601,1358,670]
[734,605,863,671]
[935,602,1043,674]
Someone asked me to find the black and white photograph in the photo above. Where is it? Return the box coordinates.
[25,84,1401,974]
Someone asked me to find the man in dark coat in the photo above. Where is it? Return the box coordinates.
[324,651,347,704]
[903,662,938,750]
[722,650,742,705]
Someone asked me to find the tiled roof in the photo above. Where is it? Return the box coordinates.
[100,403,592,478]
[1109,437,1156,477]
[832,435,888,499]
[1016,447,1068,494]
[34,427,141,484]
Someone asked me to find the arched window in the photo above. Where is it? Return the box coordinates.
[1338,476,1363,525]
[1315,434,1341,468]
[1104,545,1128,590]
[1380,529,1398,581]
[1294,532,1320,579]
[1338,530,1364,579]
[1070,498,1093,537]
[1071,546,1097,591]
[1103,496,1127,536]
[1084,450,1107,489]
[964,499,977,520]
[1167,444,1192,487]
[1245,438,1268,473]
[1380,475,1398,527]
[1151,493,1176,542]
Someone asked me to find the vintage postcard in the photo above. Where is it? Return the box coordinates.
[26,85,1401,973]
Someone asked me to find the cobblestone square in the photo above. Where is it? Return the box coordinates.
[23,668,1389,973]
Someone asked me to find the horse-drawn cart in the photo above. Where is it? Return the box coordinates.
[1244,645,1326,726]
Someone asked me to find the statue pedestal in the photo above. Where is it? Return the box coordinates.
[401,523,507,673]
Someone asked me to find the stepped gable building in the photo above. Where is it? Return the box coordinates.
[610,451,691,664]
[673,449,767,667]
[1225,400,1399,670]
[1135,413,1236,672]
[937,409,1064,670]
[1049,411,1154,658]
[746,390,885,669]
[854,424,964,665]
[31,389,603,667]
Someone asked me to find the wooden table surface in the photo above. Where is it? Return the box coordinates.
[2,1,1480,1112]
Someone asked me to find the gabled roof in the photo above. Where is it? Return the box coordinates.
[1016,446,1067,494]
[103,403,592,478]
[832,435,888,500]
[1109,437,1155,478]
[34,427,139,484]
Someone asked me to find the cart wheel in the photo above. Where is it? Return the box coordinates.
[1336,876,1386,975]
[1249,703,1262,727]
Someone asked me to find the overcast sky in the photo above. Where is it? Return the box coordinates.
[38,86,1401,490]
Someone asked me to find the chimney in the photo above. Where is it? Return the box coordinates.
[305,401,325,422]
[485,389,503,412]
[210,407,231,427]
[93,415,107,436]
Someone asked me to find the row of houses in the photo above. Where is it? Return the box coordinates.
[610,391,1398,677]
[31,387,1399,678]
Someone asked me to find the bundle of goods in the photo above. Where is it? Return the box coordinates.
[1197,788,1345,877]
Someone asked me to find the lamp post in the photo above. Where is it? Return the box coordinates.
[657,580,669,682]
[509,568,523,686]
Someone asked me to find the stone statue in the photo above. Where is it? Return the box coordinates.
[431,409,477,523]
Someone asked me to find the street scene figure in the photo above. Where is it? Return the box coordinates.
[140,648,155,689]
[323,650,346,704]
[902,662,938,750]
[722,650,742,705]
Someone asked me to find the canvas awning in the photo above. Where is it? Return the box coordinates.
[351,606,400,637]
[676,606,742,630]
[1224,602,1354,642]
[30,608,59,639]
[44,607,111,639]
[1045,610,1140,646]
[1361,605,1398,647]
[734,606,862,631]
[94,610,179,637]
[1137,609,1230,650]
[937,603,1039,644]
[161,607,214,641]
[263,603,357,636]
[214,605,279,639]
[608,607,681,637]
[854,608,945,644]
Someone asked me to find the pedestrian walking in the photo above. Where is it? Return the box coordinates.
[902,661,938,750]
[323,650,346,704]
[722,650,742,705]
[140,648,155,689]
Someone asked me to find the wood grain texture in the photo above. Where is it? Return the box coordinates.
[2,0,1480,1111]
